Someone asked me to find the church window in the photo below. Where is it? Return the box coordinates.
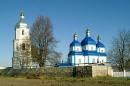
[101,50,103,53]
[92,58,95,63]
[97,58,99,63]
[22,30,24,35]
[22,43,25,50]
[77,48,79,51]
[91,47,93,50]
[79,59,81,63]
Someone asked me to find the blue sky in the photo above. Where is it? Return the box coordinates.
[0,0,130,67]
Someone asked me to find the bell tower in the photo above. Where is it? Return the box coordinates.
[12,12,32,69]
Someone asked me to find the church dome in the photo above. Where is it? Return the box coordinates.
[69,33,83,56]
[81,37,96,46]
[15,11,28,28]
[70,40,81,47]
[96,35,105,48]
[70,33,81,47]
[96,41,105,47]
[15,20,27,28]
[81,29,96,46]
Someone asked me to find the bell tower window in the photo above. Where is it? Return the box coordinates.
[22,30,24,35]
[22,43,25,50]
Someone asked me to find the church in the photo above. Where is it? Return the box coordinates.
[12,12,32,69]
[68,29,107,66]
[12,12,107,68]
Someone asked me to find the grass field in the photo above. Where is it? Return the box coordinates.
[0,76,130,86]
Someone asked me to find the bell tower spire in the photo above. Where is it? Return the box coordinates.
[20,11,25,19]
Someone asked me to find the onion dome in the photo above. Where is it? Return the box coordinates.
[81,29,96,46]
[70,33,81,47]
[96,35,107,56]
[15,11,28,28]
[68,33,83,56]
[96,35,105,48]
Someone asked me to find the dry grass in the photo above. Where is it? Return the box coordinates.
[0,77,130,86]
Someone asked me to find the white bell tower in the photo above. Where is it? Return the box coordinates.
[12,12,32,69]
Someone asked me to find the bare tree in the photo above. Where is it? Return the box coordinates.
[108,30,130,71]
[47,49,62,66]
[30,16,61,67]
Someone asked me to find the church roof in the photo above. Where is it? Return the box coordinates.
[96,35,105,48]
[96,41,105,48]
[15,12,28,28]
[83,50,107,56]
[83,50,98,56]
[68,51,83,56]
[15,20,27,28]
[81,29,96,46]
[58,63,72,67]
[81,36,96,46]
[70,40,81,47]
[98,53,107,56]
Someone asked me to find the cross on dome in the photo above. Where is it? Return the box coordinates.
[97,35,101,41]
[86,28,90,37]
[73,32,78,40]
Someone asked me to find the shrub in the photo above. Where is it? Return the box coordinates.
[26,73,40,79]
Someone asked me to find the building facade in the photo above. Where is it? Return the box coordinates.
[12,12,32,69]
[68,29,107,66]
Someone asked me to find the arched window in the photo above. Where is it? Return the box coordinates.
[102,60,104,63]
[79,59,81,63]
[22,43,25,50]
[22,30,24,35]
[91,47,93,50]
[77,48,79,51]
[101,50,103,53]
[92,58,95,63]
[97,58,99,63]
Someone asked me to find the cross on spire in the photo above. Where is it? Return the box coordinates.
[97,35,101,41]
[73,32,78,40]
[86,28,90,37]
[20,11,25,19]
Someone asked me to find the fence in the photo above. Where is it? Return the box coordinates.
[90,66,130,78]
[112,71,130,77]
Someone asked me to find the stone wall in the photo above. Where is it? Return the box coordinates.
[92,66,113,77]
[72,66,92,77]
[0,66,114,77]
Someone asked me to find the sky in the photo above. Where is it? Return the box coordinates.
[0,0,130,67]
